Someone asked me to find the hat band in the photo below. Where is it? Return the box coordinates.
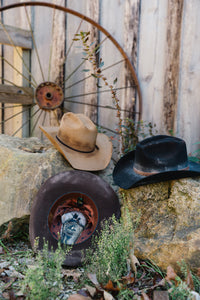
[133,166,190,176]
[56,135,97,153]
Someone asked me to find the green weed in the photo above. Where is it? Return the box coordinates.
[178,260,200,294]
[83,211,135,286]
[20,239,70,300]
[169,279,193,300]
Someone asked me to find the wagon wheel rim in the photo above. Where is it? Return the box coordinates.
[0,1,142,154]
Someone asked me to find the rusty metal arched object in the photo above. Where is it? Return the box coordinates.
[0,1,142,138]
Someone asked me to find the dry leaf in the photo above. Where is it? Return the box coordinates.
[87,273,99,286]
[1,221,12,240]
[196,268,200,278]
[186,269,194,290]
[87,273,103,291]
[141,292,150,300]
[2,277,16,291]
[129,249,140,275]
[121,271,135,284]
[104,279,120,292]
[103,290,115,300]
[85,285,96,297]
[165,265,178,283]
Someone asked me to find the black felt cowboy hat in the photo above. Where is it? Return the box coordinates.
[29,170,120,267]
[113,135,200,189]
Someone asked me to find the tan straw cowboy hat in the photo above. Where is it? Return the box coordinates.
[40,112,112,171]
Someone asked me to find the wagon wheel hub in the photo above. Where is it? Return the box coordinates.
[35,81,64,110]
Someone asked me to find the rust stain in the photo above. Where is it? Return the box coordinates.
[163,0,184,133]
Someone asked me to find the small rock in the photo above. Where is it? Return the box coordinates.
[153,290,169,300]
[0,261,10,269]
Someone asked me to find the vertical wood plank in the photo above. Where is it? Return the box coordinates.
[123,0,140,120]
[124,0,140,71]
[12,46,23,137]
[162,0,184,134]
[138,0,168,136]
[176,0,200,153]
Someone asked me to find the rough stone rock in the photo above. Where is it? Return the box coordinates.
[0,134,116,227]
[0,134,72,226]
[121,177,200,270]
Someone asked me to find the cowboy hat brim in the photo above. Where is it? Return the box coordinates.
[113,150,200,189]
[39,126,112,171]
[29,170,121,267]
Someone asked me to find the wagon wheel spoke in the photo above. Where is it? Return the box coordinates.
[65,59,126,91]
[12,106,40,137]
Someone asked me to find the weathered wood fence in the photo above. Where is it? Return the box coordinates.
[0,0,200,156]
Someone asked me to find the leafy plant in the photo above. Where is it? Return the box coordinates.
[117,288,136,300]
[20,239,70,300]
[121,119,157,154]
[169,279,193,300]
[83,212,135,286]
[165,264,196,300]
[178,260,200,294]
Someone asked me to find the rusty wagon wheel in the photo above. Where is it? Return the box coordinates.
[0,1,142,153]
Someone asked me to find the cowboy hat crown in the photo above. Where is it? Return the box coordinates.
[40,112,112,171]
[134,135,188,175]
[57,112,97,153]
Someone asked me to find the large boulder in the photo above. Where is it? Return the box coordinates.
[0,134,72,226]
[121,177,200,270]
[0,134,116,227]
